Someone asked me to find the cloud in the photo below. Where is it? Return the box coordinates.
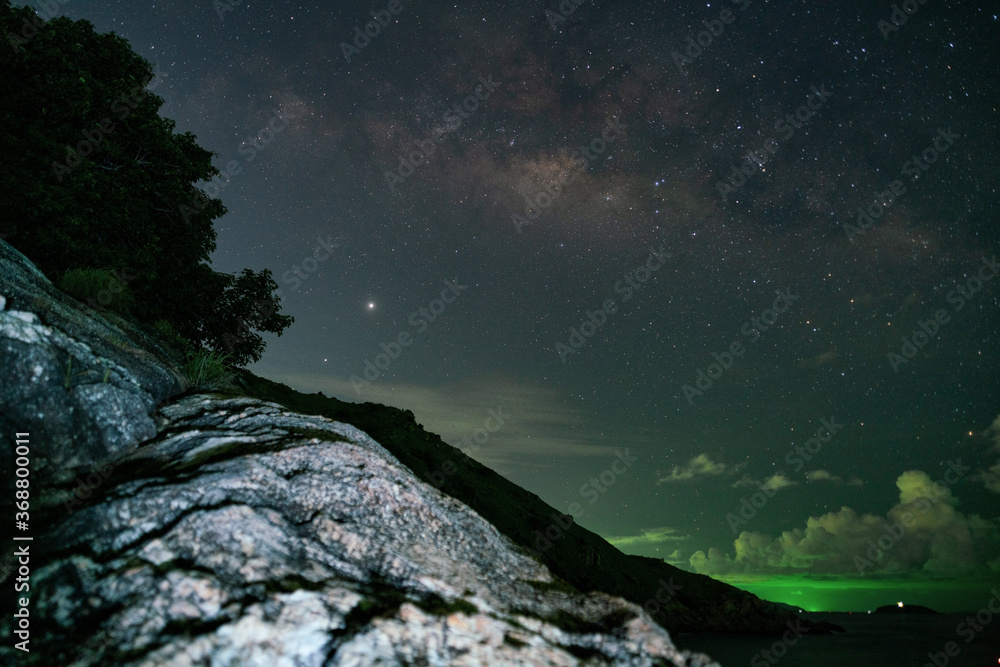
[972,462,1000,494]
[795,349,838,369]
[762,473,797,492]
[607,527,691,548]
[260,372,638,470]
[664,549,686,566]
[806,470,864,486]
[691,469,1000,576]
[732,473,798,492]
[983,413,1000,453]
[658,453,727,484]
[972,414,1000,493]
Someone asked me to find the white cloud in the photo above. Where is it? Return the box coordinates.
[664,549,686,566]
[972,414,1000,493]
[732,473,797,492]
[975,463,1000,494]
[658,453,727,484]
[607,527,691,548]
[691,470,1000,576]
[806,470,864,486]
[984,413,1000,453]
[761,473,797,492]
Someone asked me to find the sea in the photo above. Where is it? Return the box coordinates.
[676,612,1000,667]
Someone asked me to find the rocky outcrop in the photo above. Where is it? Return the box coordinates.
[0,239,184,518]
[239,372,845,638]
[13,395,717,665]
[0,237,718,664]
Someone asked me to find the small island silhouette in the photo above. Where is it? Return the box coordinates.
[874,603,940,615]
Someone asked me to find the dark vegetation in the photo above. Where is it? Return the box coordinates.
[0,0,292,367]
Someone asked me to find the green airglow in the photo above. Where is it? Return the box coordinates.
[708,574,997,613]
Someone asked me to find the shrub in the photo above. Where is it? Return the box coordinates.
[57,268,135,315]
[149,319,192,352]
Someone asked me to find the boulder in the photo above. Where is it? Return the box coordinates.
[0,238,718,664]
[11,395,716,665]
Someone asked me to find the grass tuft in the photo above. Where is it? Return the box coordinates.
[183,348,236,392]
[57,268,135,315]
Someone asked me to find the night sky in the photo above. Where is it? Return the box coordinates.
[37,0,1000,612]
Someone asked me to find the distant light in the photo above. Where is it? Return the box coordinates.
[367,302,376,310]
[898,601,904,608]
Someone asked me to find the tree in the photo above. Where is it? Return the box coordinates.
[186,266,294,367]
[0,1,292,364]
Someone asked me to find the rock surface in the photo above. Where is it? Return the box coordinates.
[12,395,717,665]
[1,237,718,664]
[0,239,184,517]
[240,372,843,638]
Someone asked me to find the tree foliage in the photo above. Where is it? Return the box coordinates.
[0,1,292,365]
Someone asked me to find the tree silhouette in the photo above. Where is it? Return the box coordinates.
[0,1,292,365]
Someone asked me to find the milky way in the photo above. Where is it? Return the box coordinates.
[53,0,1000,610]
